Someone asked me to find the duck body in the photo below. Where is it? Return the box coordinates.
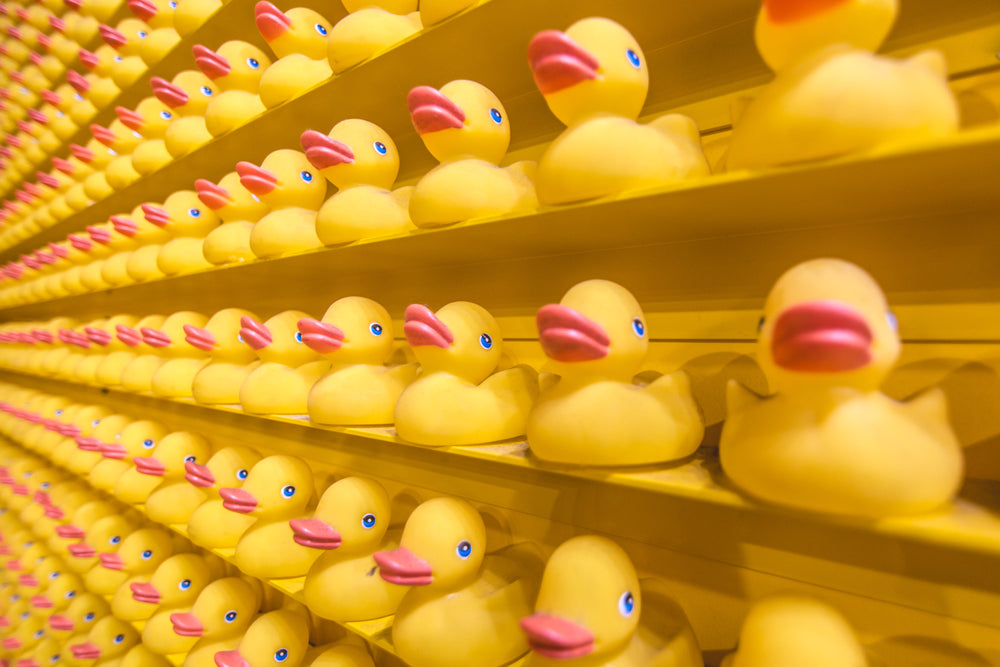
[314,184,413,245]
[258,54,331,108]
[248,206,323,257]
[303,541,404,620]
[409,158,536,227]
[326,8,421,73]
[187,499,255,548]
[308,363,417,424]
[196,173,270,265]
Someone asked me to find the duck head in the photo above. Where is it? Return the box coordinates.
[297,296,394,365]
[140,311,210,357]
[130,553,214,609]
[214,609,310,667]
[755,0,898,71]
[185,445,261,492]
[184,308,260,363]
[757,259,899,396]
[89,118,143,153]
[134,430,211,480]
[101,527,172,575]
[195,171,269,222]
[150,70,217,115]
[236,149,326,210]
[240,311,322,366]
[127,0,175,29]
[2,613,45,652]
[300,118,399,190]
[49,591,109,634]
[70,616,138,662]
[404,301,501,384]
[70,514,134,560]
[254,1,331,60]
[193,41,271,92]
[98,419,168,461]
[22,636,62,667]
[374,497,484,591]
[115,96,175,139]
[98,18,150,58]
[31,567,83,612]
[115,314,165,348]
[407,79,510,165]
[87,314,138,351]
[219,455,314,519]
[169,576,260,639]
[290,476,390,552]
[142,189,220,235]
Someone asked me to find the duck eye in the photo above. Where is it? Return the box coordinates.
[41,482,50,489]
[886,311,898,331]
[479,333,492,350]
[188,207,201,217]
[108,148,118,156]
[488,108,502,124]
[294,332,303,343]
[369,322,382,336]
[65,590,76,599]
[184,455,195,463]
[626,49,640,68]
[756,316,765,333]
[224,610,237,622]
[110,535,121,544]
[361,513,375,528]
[159,110,171,120]
[114,55,123,62]
[169,0,177,6]
[55,410,62,416]
[49,571,59,578]
[281,485,295,498]
[274,648,289,662]
[631,317,645,337]
[20,612,28,619]
[113,633,124,643]
[236,469,248,480]
[373,141,387,155]
[313,23,327,35]
[50,656,59,663]
[34,630,43,638]
[142,438,154,449]
[91,419,100,427]
[200,86,213,96]
[137,30,147,38]
[618,591,635,617]
[74,93,83,101]
[178,579,191,590]
[141,550,152,559]
[84,613,95,621]
[246,57,259,69]
[299,170,313,183]
[456,540,472,559]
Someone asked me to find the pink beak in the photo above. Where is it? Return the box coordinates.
[297,318,344,354]
[407,86,466,134]
[192,44,230,79]
[115,106,145,131]
[141,327,172,348]
[99,24,127,50]
[254,1,291,41]
[403,304,453,349]
[183,324,216,351]
[289,518,342,549]
[127,0,158,21]
[374,546,434,586]
[219,487,257,513]
[151,77,189,108]
[184,460,215,487]
[194,179,230,209]
[301,129,354,169]
[238,316,271,350]
[236,161,277,195]
[141,203,171,227]
[528,30,600,95]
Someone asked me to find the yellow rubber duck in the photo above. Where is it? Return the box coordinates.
[222,455,319,578]
[104,209,171,287]
[103,528,176,613]
[129,429,211,504]
[29,565,84,615]
[394,301,538,445]
[721,596,867,667]
[133,553,220,655]
[168,576,261,667]
[238,311,329,414]
[196,171,269,264]
[326,0,420,74]
[69,513,138,580]
[406,79,536,227]
[374,497,541,667]
[143,431,213,523]
[126,0,180,65]
[88,418,170,493]
[296,477,407,621]
[64,413,132,478]
[520,535,701,666]
[88,121,142,192]
[719,258,964,517]
[192,40,270,136]
[185,445,262,547]
[212,609,309,667]
[301,296,417,425]
[47,591,110,645]
[239,149,328,257]
[96,314,164,386]
[97,19,150,88]
[0,610,46,656]
[147,189,221,275]
[527,279,704,466]
[68,615,139,667]
[51,404,112,472]
[116,97,176,175]
[253,1,332,108]
[528,17,709,205]
[137,311,209,396]
[150,71,217,158]
[726,0,959,170]
[303,119,415,245]
[75,315,138,384]
[20,636,64,667]
[188,309,261,403]
[172,0,229,35]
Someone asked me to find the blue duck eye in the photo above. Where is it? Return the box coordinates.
[142,438,154,449]
[886,311,898,331]
[91,419,100,427]
[626,49,640,68]
[34,630,43,638]
[299,170,312,183]
[479,333,492,350]
[141,550,152,560]
[618,591,635,616]
[456,540,471,559]
[632,318,644,337]
[84,613,95,621]
[41,482,50,489]
[65,590,76,599]
[178,579,191,590]
[110,535,121,545]
[281,485,295,498]
[137,30,148,38]
[246,57,259,69]
[168,0,177,6]
[313,23,326,35]
[75,93,84,101]
[188,208,201,217]
[184,455,196,462]
[55,410,63,416]
[200,86,213,96]
[113,633,124,644]
[114,55,123,62]
[274,648,289,662]
[20,612,28,619]
[159,110,172,120]
[373,141,387,155]
[236,469,248,480]
[224,610,237,623]
[489,108,502,124]
[369,322,382,336]
[50,656,59,663]
[49,571,59,578]
[294,332,303,343]
[362,513,375,528]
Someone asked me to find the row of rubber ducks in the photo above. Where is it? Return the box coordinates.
[0,423,879,667]
[0,259,967,520]
[0,0,964,268]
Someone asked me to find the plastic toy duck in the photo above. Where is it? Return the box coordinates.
[99,314,165,387]
[133,553,220,655]
[719,258,964,517]
[151,71,217,158]
[192,40,270,136]
[89,419,170,493]
[68,615,139,667]
[223,455,319,578]
[184,446,262,547]
[406,79,536,226]
[301,296,417,424]
[168,576,261,667]
[128,429,212,505]
[30,566,84,615]
[238,311,329,414]
[89,121,143,191]
[1,612,46,656]
[528,18,709,205]
[48,591,109,644]
[394,301,538,445]
[520,535,701,666]
[302,119,415,245]
[296,477,407,621]
[98,19,151,87]
[126,0,180,65]
[253,1,332,108]
[105,209,172,287]
[726,0,959,170]
[142,311,211,396]
[326,0,420,74]
[188,308,261,404]
[526,279,704,466]
[721,596,867,667]
[46,497,117,557]
[75,315,140,384]
[64,413,133,478]
[196,171,269,265]
[148,189,222,275]
[117,97,177,175]
[375,497,540,667]
[213,609,309,667]
[142,431,213,523]
[21,636,63,667]
[100,527,175,604]
[239,149,328,258]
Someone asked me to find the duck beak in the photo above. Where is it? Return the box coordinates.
[17,659,40,667]
[520,613,595,659]
[536,304,610,362]
[192,44,230,80]
[238,316,272,350]
[88,225,114,244]
[289,518,342,549]
[50,15,67,32]
[68,143,94,162]
[236,161,277,195]
[85,326,112,346]
[150,77,189,108]
[11,484,28,496]
[68,234,93,253]
[67,71,90,93]
[98,25,127,50]
[70,643,100,661]
[254,1,291,41]
[26,109,46,125]
[115,323,142,346]
[75,436,102,452]
[296,318,344,354]
[115,106,144,131]
[56,524,85,539]
[48,614,74,631]
[219,487,257,513]
[2,637,22,650]
[183,324,216,351]
[36,172,59,188]
[300,130,354,169]
[30,595,52,608]
[403,304,453,349]
[528,30,600,95]
[374,546,433,586]
[67,542,95,558]
[130,581,161,604]
[140,326,172,348]
[184,460,215,487]
[133,456,165,476]
[194,179,230,209]
[78,48,100,70]
[170,612,203,637]
[141,203,171,227]
[17,573,38,587]
[90,124,116,147]
[214,650,251,667]
[99,441,127,459]
[770,300,873,373]
[407,86,465,135]
[99,552,124,570]
[43,505,63,519]
[110,215,139,238]
[127,0,158,22]
[51,157,74,174]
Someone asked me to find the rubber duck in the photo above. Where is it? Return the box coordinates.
[239,149,328,257]
[126,0,180,65]
[520,535,701,666]
[142,311,211,396]
[128,429,212,506]
[301,297,417,424]
[296,477,407,621]
[148,189,222,275]
[100,314,166,387]
[64,413,132,478]
[151,71,217,158]
[188,308,261,404]
[326,0,420,74]
[196,171,269,265]
[719,258,964,517]
[1,611,46,656]
[238,311,329,414]
[88,123,143,193]
[100,211,170,288]
[97,18,151,88]
[528,18,710,205]
[222,455,319,578]
[116,97,177,175]
[133,553,220,655]
[726,0,959,170]
[98,527,174,604]
[191,40,270,137]
[253,1,332,108]
[168,577,261,667]
[527,279,704,466]
[76,315,140,384]
[67,512,136,577]
[68,616,139,667]
[302,643,375,667]
[142,432,213,523]
[213,609,309,667]
[20,636,63,667]
[406,79,537,227]
[29,566,84,615]
[172,0,227,36]
[45,498,117,558]
[89,419,170,493]
[302,119,415,245]
[48,591,109,646]
[184,446,262,547]
[395,301,539,445]
[374,497,540,667]
[722,596,867,667]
